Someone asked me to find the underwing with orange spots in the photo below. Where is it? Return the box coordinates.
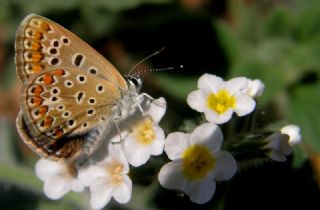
[15,14,144,161]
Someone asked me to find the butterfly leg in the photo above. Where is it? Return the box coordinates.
[110,120,125,144]
[133,93,166,116]
[140,93,166,108]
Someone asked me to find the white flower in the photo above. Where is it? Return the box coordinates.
[187,74,256,124]
[280,124,302,146]
[35,158,84,200]
[158,122,237,204]
[123,97,166,167]
[79,143,132,210]
[264,132,292,162]
[243,79,265,98]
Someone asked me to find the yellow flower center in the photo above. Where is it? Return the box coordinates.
[182,144,216,180]
[133,118,155,145]
[207,90,236,114]
[109,163,124,184]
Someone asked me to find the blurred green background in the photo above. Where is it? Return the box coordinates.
[0,0,320,209]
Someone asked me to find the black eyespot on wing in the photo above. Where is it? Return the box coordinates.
[74,54,84,67]
[50,58,59,65]
[49,48,57,55]
[89,68,97,75]
[77,92,84,102]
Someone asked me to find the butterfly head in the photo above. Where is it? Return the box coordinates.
[125,75,142,93]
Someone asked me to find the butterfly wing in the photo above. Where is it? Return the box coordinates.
[16,111,85,160]
[15,13,127,89]
[17,68,121,160]
[15,14,130,160]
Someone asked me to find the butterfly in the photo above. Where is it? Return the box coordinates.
[15,14,145,161]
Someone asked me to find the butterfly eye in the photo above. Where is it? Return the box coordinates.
[126,76,142,90]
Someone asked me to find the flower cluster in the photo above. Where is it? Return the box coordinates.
[36,97,167,209]
[34,74,302,209]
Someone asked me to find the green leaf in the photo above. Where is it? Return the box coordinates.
[294,0,320,41]
[214,21,240,63]
[289,83,320,152]
[0,120,16,164]
[262,6,293,38]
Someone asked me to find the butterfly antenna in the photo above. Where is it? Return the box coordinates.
[132,65,184,77]
[128,47,165,77]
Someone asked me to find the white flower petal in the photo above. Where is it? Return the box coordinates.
[190,122,223,153]
[128,148,150,167]
[233,92,256,116]
[224,77,248,95]
[164,132,190,160]
[113,176,132,204]
[214,151,237,181]
[158,161,187,190]
[187,90,207,112]
[71,179,84,192]
[146,97,167,123]
[203,107,233,124]
[124,136,151,167]
[108,143,129,172]
[149,138,165,156]
[184,178,216,204]
[148,126,165,155]
[280,124,302,145]
[90,182,113,210]
[35,158,62,180]
[243,79,265,98]
[78,165,108,186]
[198,74,223,94]
[43,176,71,200]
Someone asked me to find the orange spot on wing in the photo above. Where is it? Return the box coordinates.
[25,40,41,51]
[43,74,54,85]
[52,69,65,76]
[25,63,41,74]
[39,106,48,116]
[30,51,43,62]
[31,41,41,50]
[31,63,43,73]
[33,85,44,96]
[33,96,43,106]
[39,22,50,31]
[54,128,64,138]
[32,31,43,40]
[25,28,43,40]
[44,116,53,127]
